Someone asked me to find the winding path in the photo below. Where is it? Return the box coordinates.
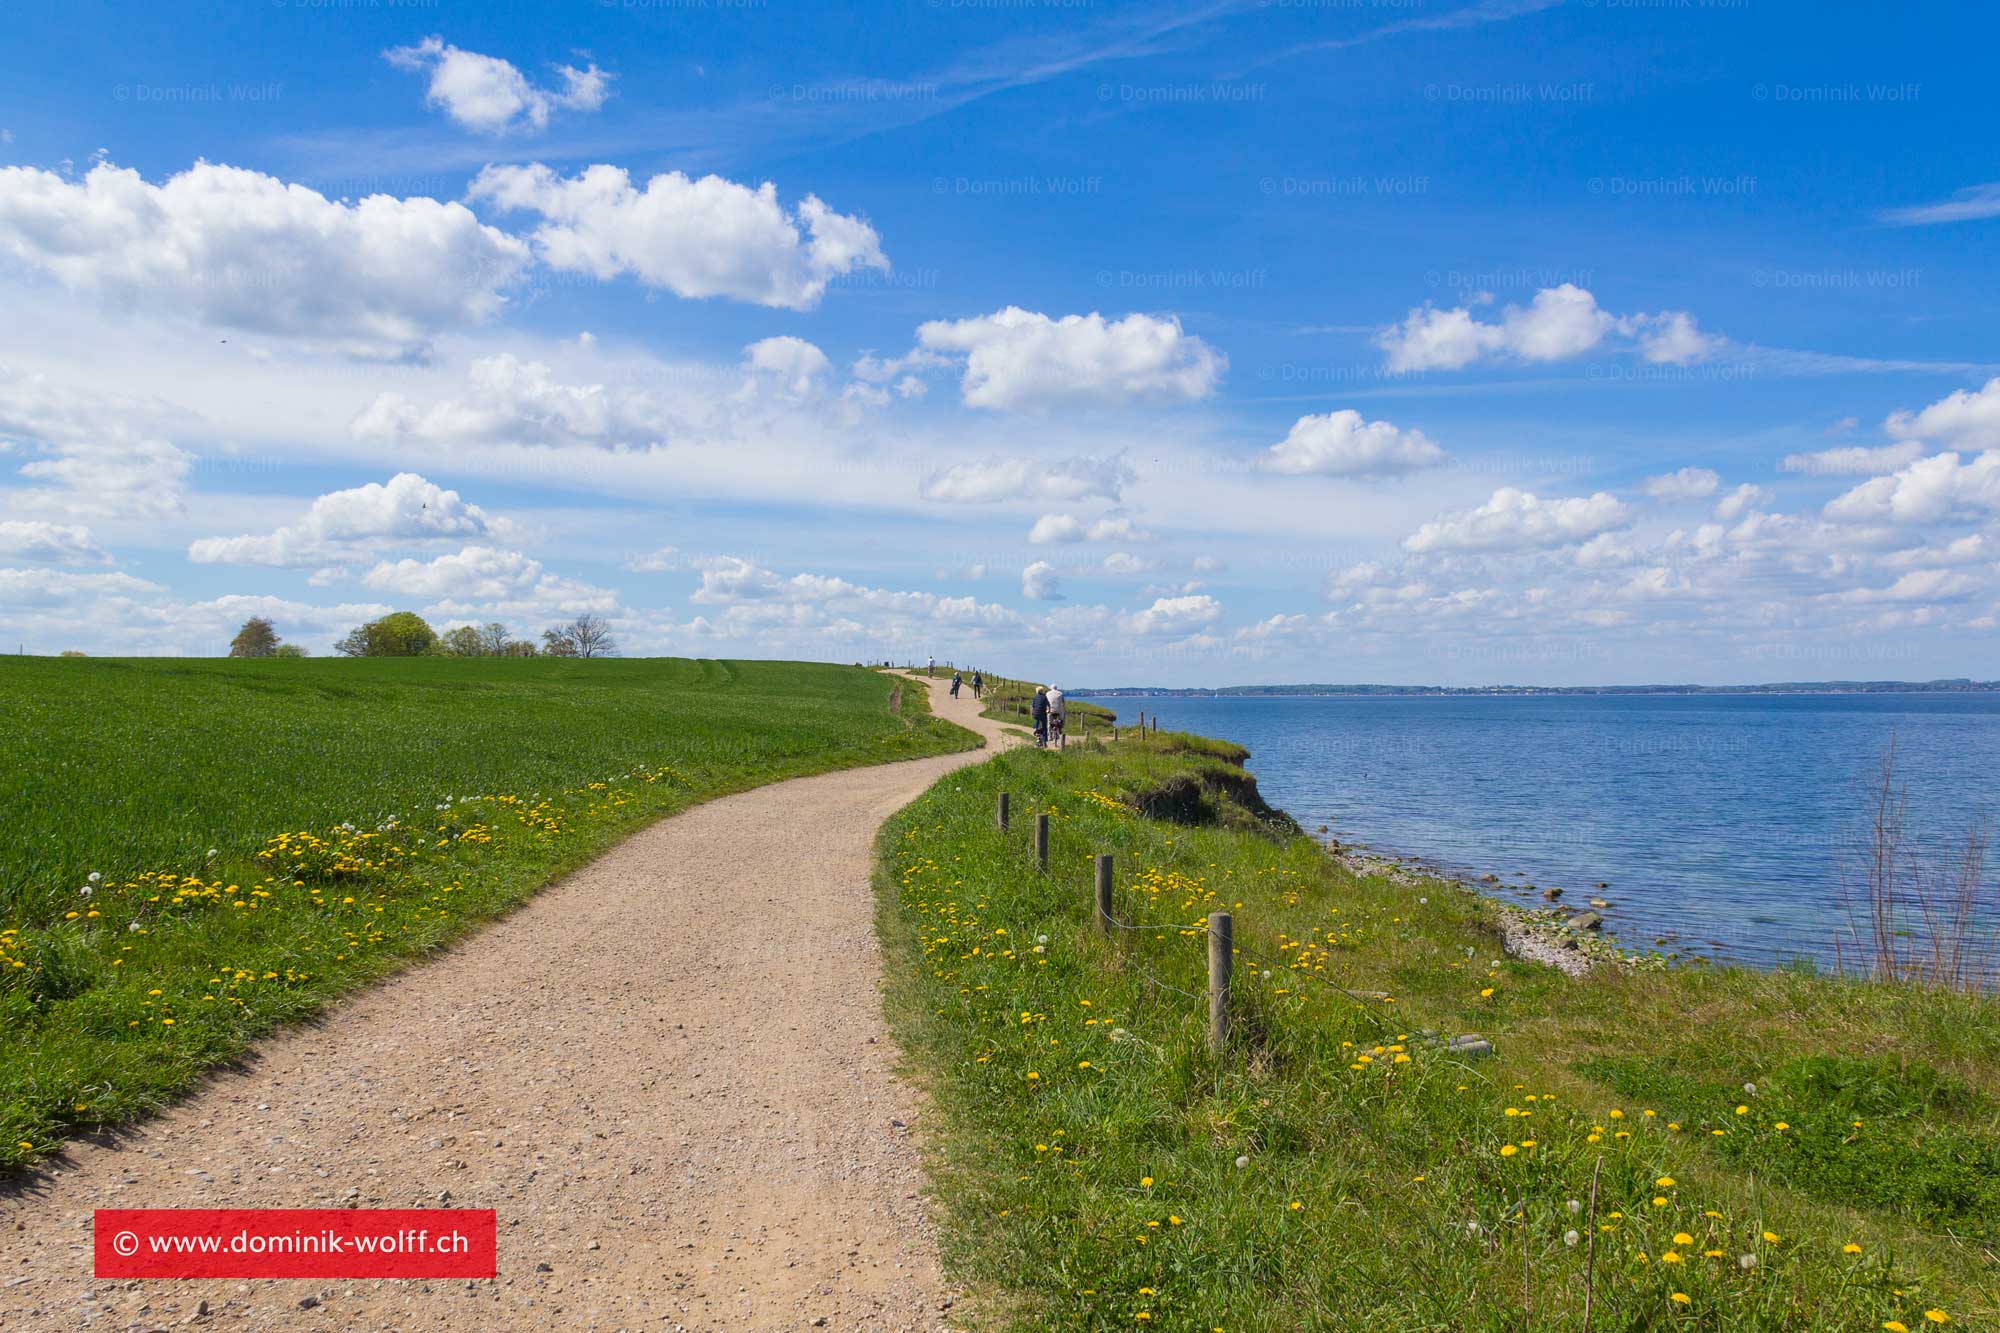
[0,673,1012,1332]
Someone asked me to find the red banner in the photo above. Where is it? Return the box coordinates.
[94,1208,497,1279]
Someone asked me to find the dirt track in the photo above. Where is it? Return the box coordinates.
[0,673,1012,1332]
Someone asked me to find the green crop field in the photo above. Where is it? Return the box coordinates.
[876,733,2000,1330]
[0,655,976,1167]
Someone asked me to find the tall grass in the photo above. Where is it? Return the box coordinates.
[1841,740,1999,992]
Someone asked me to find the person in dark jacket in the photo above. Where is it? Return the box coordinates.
[1030,685,1049,746]
[971,671,983,699]
[950,671,962,699]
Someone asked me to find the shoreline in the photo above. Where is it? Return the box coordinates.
[1322,837,1661,979]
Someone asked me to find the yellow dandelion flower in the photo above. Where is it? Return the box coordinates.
[1843,1243,1863,1255]
[1671,1293,1691,1305]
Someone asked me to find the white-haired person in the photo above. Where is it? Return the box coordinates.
[1045,684,1066,749]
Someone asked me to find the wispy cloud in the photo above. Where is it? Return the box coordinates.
[1876,182,2000,226]
[275,2,1250,179]
[1231,0,1567,76]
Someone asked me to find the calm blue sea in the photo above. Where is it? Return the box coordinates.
[1111,693,2000,969]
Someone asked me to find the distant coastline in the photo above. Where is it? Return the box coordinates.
[1071,678,2000,699]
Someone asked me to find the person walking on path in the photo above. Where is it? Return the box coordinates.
[927,655,935,678]
[950,671,962,699]
[1030,685,1049,747]
[1045,684,1066,749]
[971,671,983,699]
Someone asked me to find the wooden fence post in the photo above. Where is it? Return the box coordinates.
[1095,854,1114,933]
[1035,814,1049,872]
[997,791,1010,832]
[1207,911,1233,1051]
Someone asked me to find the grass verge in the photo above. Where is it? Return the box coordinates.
[875,735,1998,1330]
[1,655,977,1169]
[965,672,1119,734]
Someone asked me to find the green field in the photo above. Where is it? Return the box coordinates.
[876,733,1999,1330]
[0,655,976,1167]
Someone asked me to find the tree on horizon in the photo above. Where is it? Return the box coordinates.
[228,617,280,658]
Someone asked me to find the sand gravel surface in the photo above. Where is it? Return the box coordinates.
[1,674,1010,1332]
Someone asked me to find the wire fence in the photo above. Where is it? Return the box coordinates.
[990,794,1437,1051]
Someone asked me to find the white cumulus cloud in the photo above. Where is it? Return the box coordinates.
[742,336,831,397]
[1886,377,2000,450]
[1027,513,1153,544]
[385,36,611,135]
[0,519,108,565]
[1827,569,1983,604]
[1404,487,1631,553]
[1124,593,1223,635]
[360,543,617,619]
[1713,483,1773,522]
[1028,514,1086,544]
[0,161,530,356]
[1262,410,1445,477]
[189,473,495,567]
[914,308,1223,410]
[1377,283,1715,373]
[1643,467,1720,501]
[1021,560,1062,600]
[350,354,670,448]
[1823,451,2000,525]
[468,163,887,310]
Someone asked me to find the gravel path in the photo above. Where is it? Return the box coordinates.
[0,674,1011,1332]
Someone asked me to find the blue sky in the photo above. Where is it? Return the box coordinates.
[1,0,1996,684]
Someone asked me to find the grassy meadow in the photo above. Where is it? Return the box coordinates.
[876,731,1999,1330]
[0,655,976,1168]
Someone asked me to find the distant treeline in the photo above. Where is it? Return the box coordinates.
[1071,678,2000,698]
